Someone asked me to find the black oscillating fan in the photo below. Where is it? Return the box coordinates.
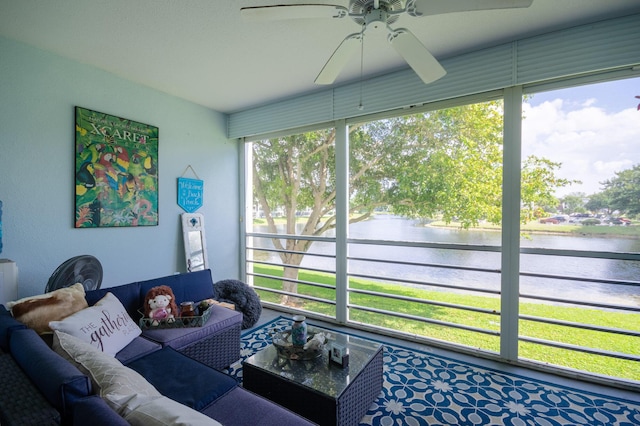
[45,255,103,293]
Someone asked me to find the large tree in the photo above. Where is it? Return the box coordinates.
[561,192,587,214]
[251,101,572,303]
[585,191,611,215]
[601,164,640,217]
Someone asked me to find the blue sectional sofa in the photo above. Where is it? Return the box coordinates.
[84,269,243,370]
[0,270,315,426]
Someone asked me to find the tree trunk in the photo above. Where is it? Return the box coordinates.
[281,265,302,306]
[278,246,306,306]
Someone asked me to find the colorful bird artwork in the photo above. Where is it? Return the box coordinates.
[75,161,96,196]
[144,154,156,175]
[94,152,119,190]
[75,107,158,228]
[114,145,130,173]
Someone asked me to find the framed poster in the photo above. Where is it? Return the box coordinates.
[74,107,159,227]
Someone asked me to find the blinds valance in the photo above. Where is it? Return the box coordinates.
[228,13,640,139]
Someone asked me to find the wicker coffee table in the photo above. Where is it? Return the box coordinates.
[242,326,384,426]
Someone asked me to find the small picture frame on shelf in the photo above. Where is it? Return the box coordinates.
[329,342,349,368]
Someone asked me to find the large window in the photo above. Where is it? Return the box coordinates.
[246,128,338,318]
[345,100,505,353]
[242,76,640,386]
[520,77,640,381]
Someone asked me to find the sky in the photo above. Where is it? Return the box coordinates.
[521,76,640,198]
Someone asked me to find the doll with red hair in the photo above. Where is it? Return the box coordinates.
[144,285,178,326]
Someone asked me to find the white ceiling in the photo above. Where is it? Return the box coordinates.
[1,0,640,114]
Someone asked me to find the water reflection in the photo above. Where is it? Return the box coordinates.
[250,215,640,306]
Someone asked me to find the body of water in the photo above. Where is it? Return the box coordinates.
[251,215,640,307]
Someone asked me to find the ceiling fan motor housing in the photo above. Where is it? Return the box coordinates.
[350,0,402,27]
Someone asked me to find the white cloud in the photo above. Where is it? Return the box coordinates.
[522,98,640,197]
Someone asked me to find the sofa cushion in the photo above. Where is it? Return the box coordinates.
[6,283,88,334]
[9,328,91,420]
[85,270,216,323]
[73,396,129,426]
[125,346,237,411]
[49,292,141,355]
[202,387,316,426]
[123,395,222,426]
[85,281,142,322]
[115,336,162,364]
[0,351,61,426]
[138,270,216,305]
[141,304,241,350]
[0,305,27,351]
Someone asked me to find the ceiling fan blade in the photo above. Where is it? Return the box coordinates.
[406,0,533,17]
[241,4,348,21]
[388,28,446,84]
[315,33,362,85]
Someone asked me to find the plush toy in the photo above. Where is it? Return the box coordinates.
[144,285,178,326]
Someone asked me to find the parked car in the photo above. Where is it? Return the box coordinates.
[610,217,631,226]
[539,215,567,224]
[569,213,591,223]
[540,217,560,224]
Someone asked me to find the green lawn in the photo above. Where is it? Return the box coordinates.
[252,264,640,381]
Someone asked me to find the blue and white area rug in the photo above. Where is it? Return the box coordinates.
[225,316,640,425]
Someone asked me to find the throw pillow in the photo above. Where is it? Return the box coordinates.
[52,331,160,407]
[6,283,88,334]
[49,292,141,355]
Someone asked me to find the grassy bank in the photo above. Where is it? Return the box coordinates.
[254,216,640,238]
[428,219,640,238]
[252,264,640,381]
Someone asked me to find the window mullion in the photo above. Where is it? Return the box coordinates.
[335,120,349,324]
[500,86,523,361]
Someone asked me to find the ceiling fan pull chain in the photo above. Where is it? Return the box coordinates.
[358,24,365,111]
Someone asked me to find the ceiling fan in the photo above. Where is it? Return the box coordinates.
[241,0,533,85]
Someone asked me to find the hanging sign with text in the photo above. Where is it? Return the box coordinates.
[177,177,203,213]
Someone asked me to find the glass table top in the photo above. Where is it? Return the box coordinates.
[242,325,383,399]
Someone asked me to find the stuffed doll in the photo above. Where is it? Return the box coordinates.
[144,285,178,326]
